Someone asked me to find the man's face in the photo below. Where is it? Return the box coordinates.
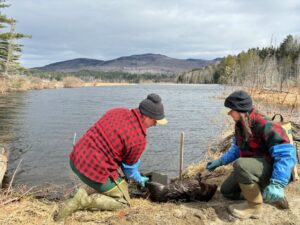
[144,116,157,128]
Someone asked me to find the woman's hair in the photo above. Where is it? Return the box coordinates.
[239,112,253,141]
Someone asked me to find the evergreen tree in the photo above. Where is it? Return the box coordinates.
[0,0,29,76]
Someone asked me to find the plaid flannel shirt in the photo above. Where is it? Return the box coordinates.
[235,108,290,161]
[70,108,147,183]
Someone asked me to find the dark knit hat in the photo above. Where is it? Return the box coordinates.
[224,90,253,112]
[139,93,168,125]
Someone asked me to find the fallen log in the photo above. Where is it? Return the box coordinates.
[0,146,8,188]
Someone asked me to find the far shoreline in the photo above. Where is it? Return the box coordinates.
[1,75,299,109]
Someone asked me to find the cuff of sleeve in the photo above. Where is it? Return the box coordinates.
[219,157,225,165]
[121,159,141,169]
[270,179,286,188]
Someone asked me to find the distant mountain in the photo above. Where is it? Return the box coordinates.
[36,58,104,71]
[35,53,220,75]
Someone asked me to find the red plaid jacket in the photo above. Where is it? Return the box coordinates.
[70,108,147,183]
[235,108,290,161]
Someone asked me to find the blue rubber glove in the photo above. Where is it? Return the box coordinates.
[263,179,285,202]
[139,176,149,188]
[121,160,142,183]
[206,159,223,172]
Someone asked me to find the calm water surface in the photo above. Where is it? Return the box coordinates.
[0,84,228,186]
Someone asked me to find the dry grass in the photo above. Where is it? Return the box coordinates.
[0,76,131,94]
[1,164,298,225]
[0,194,57,225]
[62,77,84,88]
[218,86,300,123]
[7,76,30,92]
[0,78,8,94]
[251,88,300,107]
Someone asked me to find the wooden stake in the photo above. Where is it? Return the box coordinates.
[179,131,184,180]
[73,132,77,146]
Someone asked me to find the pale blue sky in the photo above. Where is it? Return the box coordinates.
[5,0,300,67]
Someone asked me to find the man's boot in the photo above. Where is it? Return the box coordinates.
[103,179,131,205]
[54,187,91,222]
[228,183,263,219]
[85,193,127,210]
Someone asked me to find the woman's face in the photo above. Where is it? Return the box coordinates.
[228,110,241,122]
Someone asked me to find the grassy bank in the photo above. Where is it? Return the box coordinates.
[0,160,299,225]
[0,76,130,94]
[216,86,300,126]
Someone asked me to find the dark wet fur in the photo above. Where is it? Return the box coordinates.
[147,173,217,202]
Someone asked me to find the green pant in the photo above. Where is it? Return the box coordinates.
[220,157,272,200]
[70,160,123,193]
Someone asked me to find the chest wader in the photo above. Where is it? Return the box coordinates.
[53,179,130,222]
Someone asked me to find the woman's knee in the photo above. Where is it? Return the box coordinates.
[232,158,256,184]
[232,158,249,178]
[232,158,245,171]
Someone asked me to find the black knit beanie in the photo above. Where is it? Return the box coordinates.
[139,93,165,120]
[224,90,253,112]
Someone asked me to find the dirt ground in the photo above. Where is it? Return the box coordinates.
[0,162,299,225]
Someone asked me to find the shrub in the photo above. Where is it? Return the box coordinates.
[62,76,84,88]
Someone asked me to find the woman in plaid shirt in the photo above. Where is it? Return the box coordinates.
[206,90,297,219]
[55,93,168,222]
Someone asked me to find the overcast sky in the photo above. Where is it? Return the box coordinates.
[4,0,300,68]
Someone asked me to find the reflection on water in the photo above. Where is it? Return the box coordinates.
[0,93,30,163]
[0,84,229,187]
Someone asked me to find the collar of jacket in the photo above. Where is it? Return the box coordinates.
[132,108,147,136]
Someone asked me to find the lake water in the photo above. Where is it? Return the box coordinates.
[0,84,228,187]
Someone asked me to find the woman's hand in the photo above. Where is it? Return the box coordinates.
[263,179,285,201]
[206,159,223,172]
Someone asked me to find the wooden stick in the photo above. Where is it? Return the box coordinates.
[6,159,23,196]
[179,131,184,180]
[292,166,299,181]
[73,132,77,146]
[1,186,34,206]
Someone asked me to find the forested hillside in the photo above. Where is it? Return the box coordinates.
[27,69,174,83]
[177,35,300,91]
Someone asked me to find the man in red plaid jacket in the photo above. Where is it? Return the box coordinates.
[55,93,167,222]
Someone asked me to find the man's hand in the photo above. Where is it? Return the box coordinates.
[206,159,223,172]
[263,179,285,202]
[139,176,149,188]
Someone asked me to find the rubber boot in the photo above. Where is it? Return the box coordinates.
[79,183,97,195]
[54,188,91,222]
[85,193,127,211]
[228,183,263,219]
[104,179,131,205]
